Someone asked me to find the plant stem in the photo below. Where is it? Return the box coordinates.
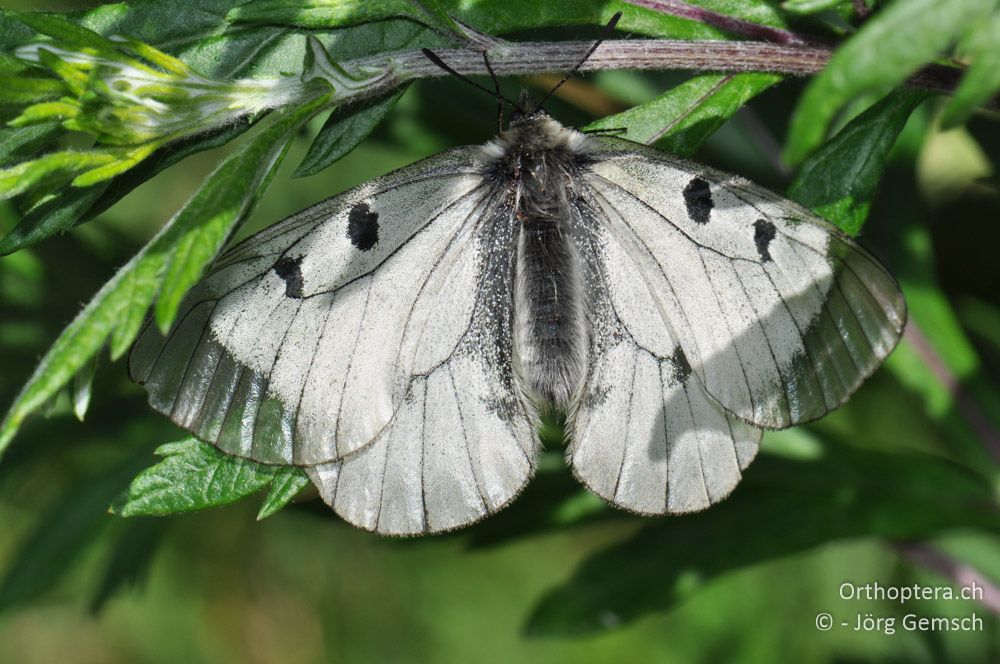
[341,39,987,109]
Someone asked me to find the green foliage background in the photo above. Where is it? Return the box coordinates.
[2,0,1000,661]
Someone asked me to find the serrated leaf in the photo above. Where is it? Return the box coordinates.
[584,73,781,156]
[0,121,252,256]
[0,1,443,251]
[788,88,924,234]
[0,95,328,457]
[785,0,996,164]
[940,11,1000,129]
[525,430,1000,635]
[111,438,308,518]
[257,468,311,520]
[111,438,281,516]
[295,87,406,177]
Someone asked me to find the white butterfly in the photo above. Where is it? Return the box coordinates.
[130,107,905,535]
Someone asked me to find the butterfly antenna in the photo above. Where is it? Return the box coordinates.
[537,11,622,110]
[482,53,504,133]
[422,48,519,113]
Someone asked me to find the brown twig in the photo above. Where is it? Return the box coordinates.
[350,40,990,110]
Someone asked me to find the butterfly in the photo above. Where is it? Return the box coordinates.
[130,51,905,536]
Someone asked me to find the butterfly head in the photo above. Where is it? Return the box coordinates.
[508,90,548,126]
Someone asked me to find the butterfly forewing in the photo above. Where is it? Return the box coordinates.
[581,138,906,431]
[132,148,503,465]
[308,191,539,535]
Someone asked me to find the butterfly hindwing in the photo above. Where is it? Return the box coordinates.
[567,194,762,514]
[581,137,906,430]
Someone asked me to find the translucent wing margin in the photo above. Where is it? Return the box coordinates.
[582,138,906,430]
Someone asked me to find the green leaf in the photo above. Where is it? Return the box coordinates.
[71,143,164,188]
[883,218,1000,475]
[940,11,1000,128]
[585,73,782,156]
[467,456,612,549]
[0,0,781,254]
[295,87,406,177]
[0,123,62,165]
[462,0,791,37]
[0,95,328,457]
[71,354,97,421]
[111,438,307,517]
[0,121,252,256]
[0,2,442,251]
[88,517,167,613]
[788,89,924,235]
[781,0,851,14]
[227,0,453,31]
[76,0,442,79]
[0,450,151,614]
[958,297,1000,355]
[257,468,311,520]
[13,10,122,54]
[229,0,773,40]
[525,430,1000,635]
[785,0,996,164]
[0,150,116,200]
[0,73,65,104]
[0,185,108,256]
[0,12,35,54]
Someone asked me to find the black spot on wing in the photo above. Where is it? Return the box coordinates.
[682,177,713,224]
[667,346,692,383]
[273,256,304,298]
[753,219,776,262]
[347,202,379,251]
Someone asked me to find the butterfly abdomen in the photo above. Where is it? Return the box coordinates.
[507,117,590,412]
[514,214,588,410]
